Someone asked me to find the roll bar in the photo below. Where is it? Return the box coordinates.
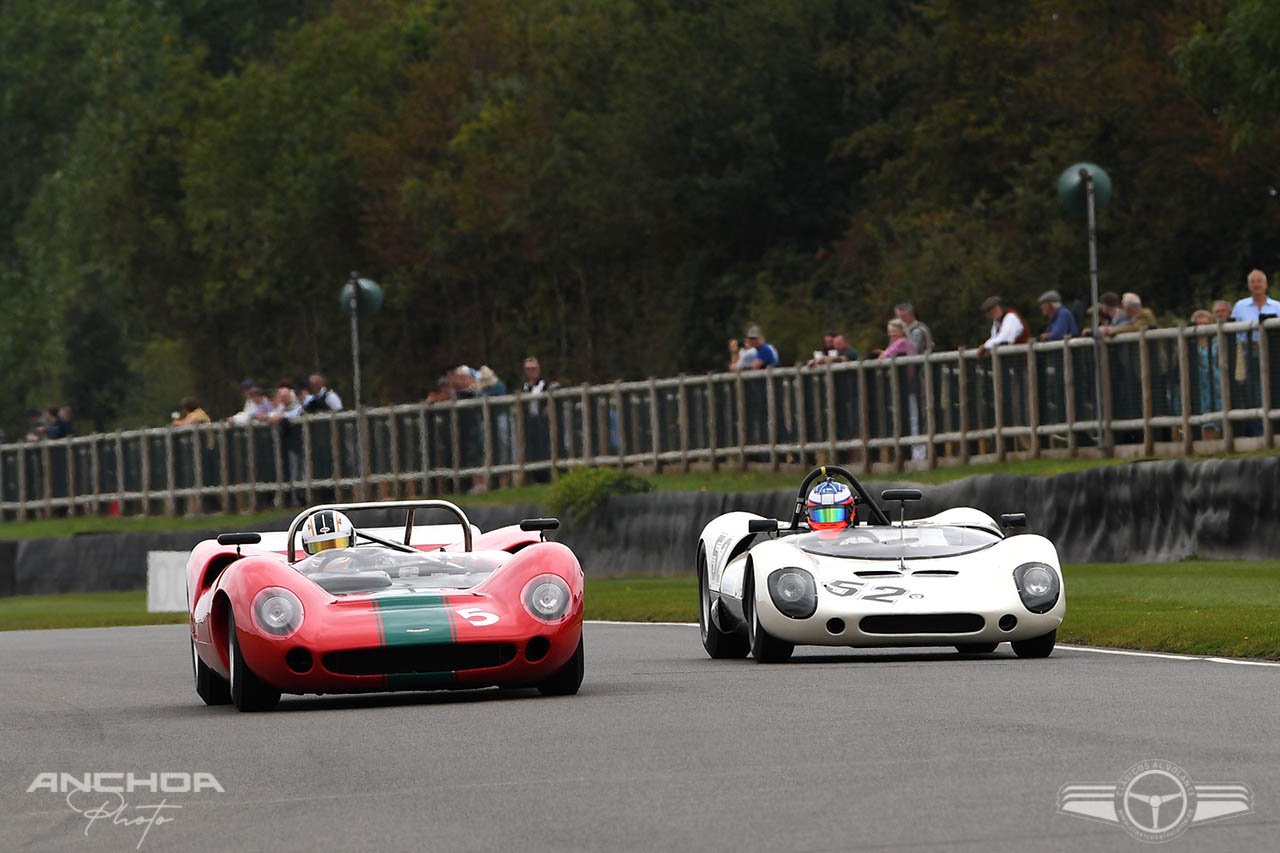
[284,500,475,564]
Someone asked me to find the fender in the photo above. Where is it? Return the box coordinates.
[699,511,776,589]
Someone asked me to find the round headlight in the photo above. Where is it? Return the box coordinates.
[767,567,817,619]
[1013,562,1060,614]
[523,575,571,622]
[252,587,304,637]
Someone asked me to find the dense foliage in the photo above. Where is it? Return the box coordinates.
[546,466,654,524]
[2,0,1277,434]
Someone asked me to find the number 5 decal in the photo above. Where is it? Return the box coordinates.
[862,586,907,604]
[457,607,499,626]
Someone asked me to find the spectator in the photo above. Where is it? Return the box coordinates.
[266,380,302,425]
[1086,291,1123,335]
[1190,309,1222,439]
[232,378,260,421]
[1108,292,1157,335]
[895,303,934,354]
[522,357,557,483]
[1230,269,1280,343]
[171,396,210,426]
[806,332,859,367]
[1212,299,1232,322]
[879,319,924,461]
[729,324,778,371]
[807,330,838,366]
[1038,290,1080,341]
[24,408,46,442]
[230,386,272,424]
[44,405,72,439]
[878,318,917,361]
[976,296,1028,356]
[267,379,304,505]
[451,366,479,399]
[302,373,344,413]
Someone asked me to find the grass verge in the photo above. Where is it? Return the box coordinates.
[4,561,1278,660]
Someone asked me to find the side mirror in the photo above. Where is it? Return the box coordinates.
[747,519,779,534]
[217,533,262,546]
[1000,513,1027,530]
[520,518,560,532]
[881,489,923,502]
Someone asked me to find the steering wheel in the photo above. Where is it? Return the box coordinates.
[789,466,890,529]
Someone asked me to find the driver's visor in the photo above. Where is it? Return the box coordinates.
[309,534,353,553]
[808,506,850,524]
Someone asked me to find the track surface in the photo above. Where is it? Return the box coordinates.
[2,623,1277,852]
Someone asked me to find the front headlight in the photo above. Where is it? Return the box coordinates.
[252,587,304,637]
[767,568,817,619]
[1013,563,1060,614]
[523,574,571,622]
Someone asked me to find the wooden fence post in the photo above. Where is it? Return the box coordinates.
[1062,340,1077,456]
[1216,324,1233,453]
[1176,324,1193,456]
[1026,345,1040,459]
[991,347,1005,462]
[1139,328,1154,456]
[957,350,970,464]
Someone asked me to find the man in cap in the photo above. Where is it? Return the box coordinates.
[1037,290,1079,341]
[976,296,1027,357]
[730,323,779,371]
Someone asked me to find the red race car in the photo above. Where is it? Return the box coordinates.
[187,500,583,711]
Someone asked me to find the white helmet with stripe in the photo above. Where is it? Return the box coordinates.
[301,510,355,554]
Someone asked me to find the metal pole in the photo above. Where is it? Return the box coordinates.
[1084,169,1106,449]
[348,271,366,500]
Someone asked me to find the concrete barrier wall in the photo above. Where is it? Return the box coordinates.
[1,457,1275,596]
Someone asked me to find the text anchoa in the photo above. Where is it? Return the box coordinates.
[27,772,225,794]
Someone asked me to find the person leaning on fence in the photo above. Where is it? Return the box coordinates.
[730,324,778,371]
[172,396,210,427]
[230,385,272,424]
[1190,309,1223,439]
[267,379,305,504]
[302,373,344,413]
[976,296,1028,357]
[879,319,925,461]
[1228,269,1280,437]
[1037,290,1079,341]
[522,357,558,483]
[895,302,934,354]
[1106,292,1157,335]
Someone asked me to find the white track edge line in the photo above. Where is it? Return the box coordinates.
[582,623,1280,668]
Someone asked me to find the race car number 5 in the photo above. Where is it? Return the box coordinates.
[456,607,499,626]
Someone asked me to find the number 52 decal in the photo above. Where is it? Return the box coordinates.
[823,581,922,603]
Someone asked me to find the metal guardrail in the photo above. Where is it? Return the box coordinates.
[2,319,1276,519]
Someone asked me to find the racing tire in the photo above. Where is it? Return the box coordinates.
[698,551,749,659]
[228,611,281,712]
[745,573,794,664]
[537,635,585,696]
[1011,629,1057,659]
[955,643,999,654]
[192,634,231,705]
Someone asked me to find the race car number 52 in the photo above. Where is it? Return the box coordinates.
[824,581,923,603]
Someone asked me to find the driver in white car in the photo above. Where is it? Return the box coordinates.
[806,480,856,539]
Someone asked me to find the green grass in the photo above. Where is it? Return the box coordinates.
[0,591,188,631]
[7,561,1279,660]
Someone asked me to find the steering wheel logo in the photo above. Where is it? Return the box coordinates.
[1115,760,1196,842]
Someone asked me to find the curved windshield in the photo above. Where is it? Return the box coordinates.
[296,547,504,591]
[794,525,1001,560]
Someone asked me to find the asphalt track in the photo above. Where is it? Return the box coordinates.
[2,623,1278,852]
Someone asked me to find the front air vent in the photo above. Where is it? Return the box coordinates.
[910,570,959,577]
[854,570,903,578]
[859,613,985,635]
[323,643,516,675]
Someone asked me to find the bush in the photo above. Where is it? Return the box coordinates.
[547,467,654,524]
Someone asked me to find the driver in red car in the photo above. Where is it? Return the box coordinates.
[300,510,359,571]
[806,480,856,539]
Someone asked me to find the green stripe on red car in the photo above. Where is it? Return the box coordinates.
[371,594,458,688]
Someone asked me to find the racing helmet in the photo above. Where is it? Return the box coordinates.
[301,510,355,554]
[806,480,854,531]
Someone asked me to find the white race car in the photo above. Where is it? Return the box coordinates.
[697,466,1065,662]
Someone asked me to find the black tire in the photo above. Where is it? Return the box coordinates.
[745,573,794,664]
[955,643,999,654]
[1012,629,1057,659]
[537,635,585,696]
[228,611,281,712]
[192,634,231,706]
[698,551,749,659]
